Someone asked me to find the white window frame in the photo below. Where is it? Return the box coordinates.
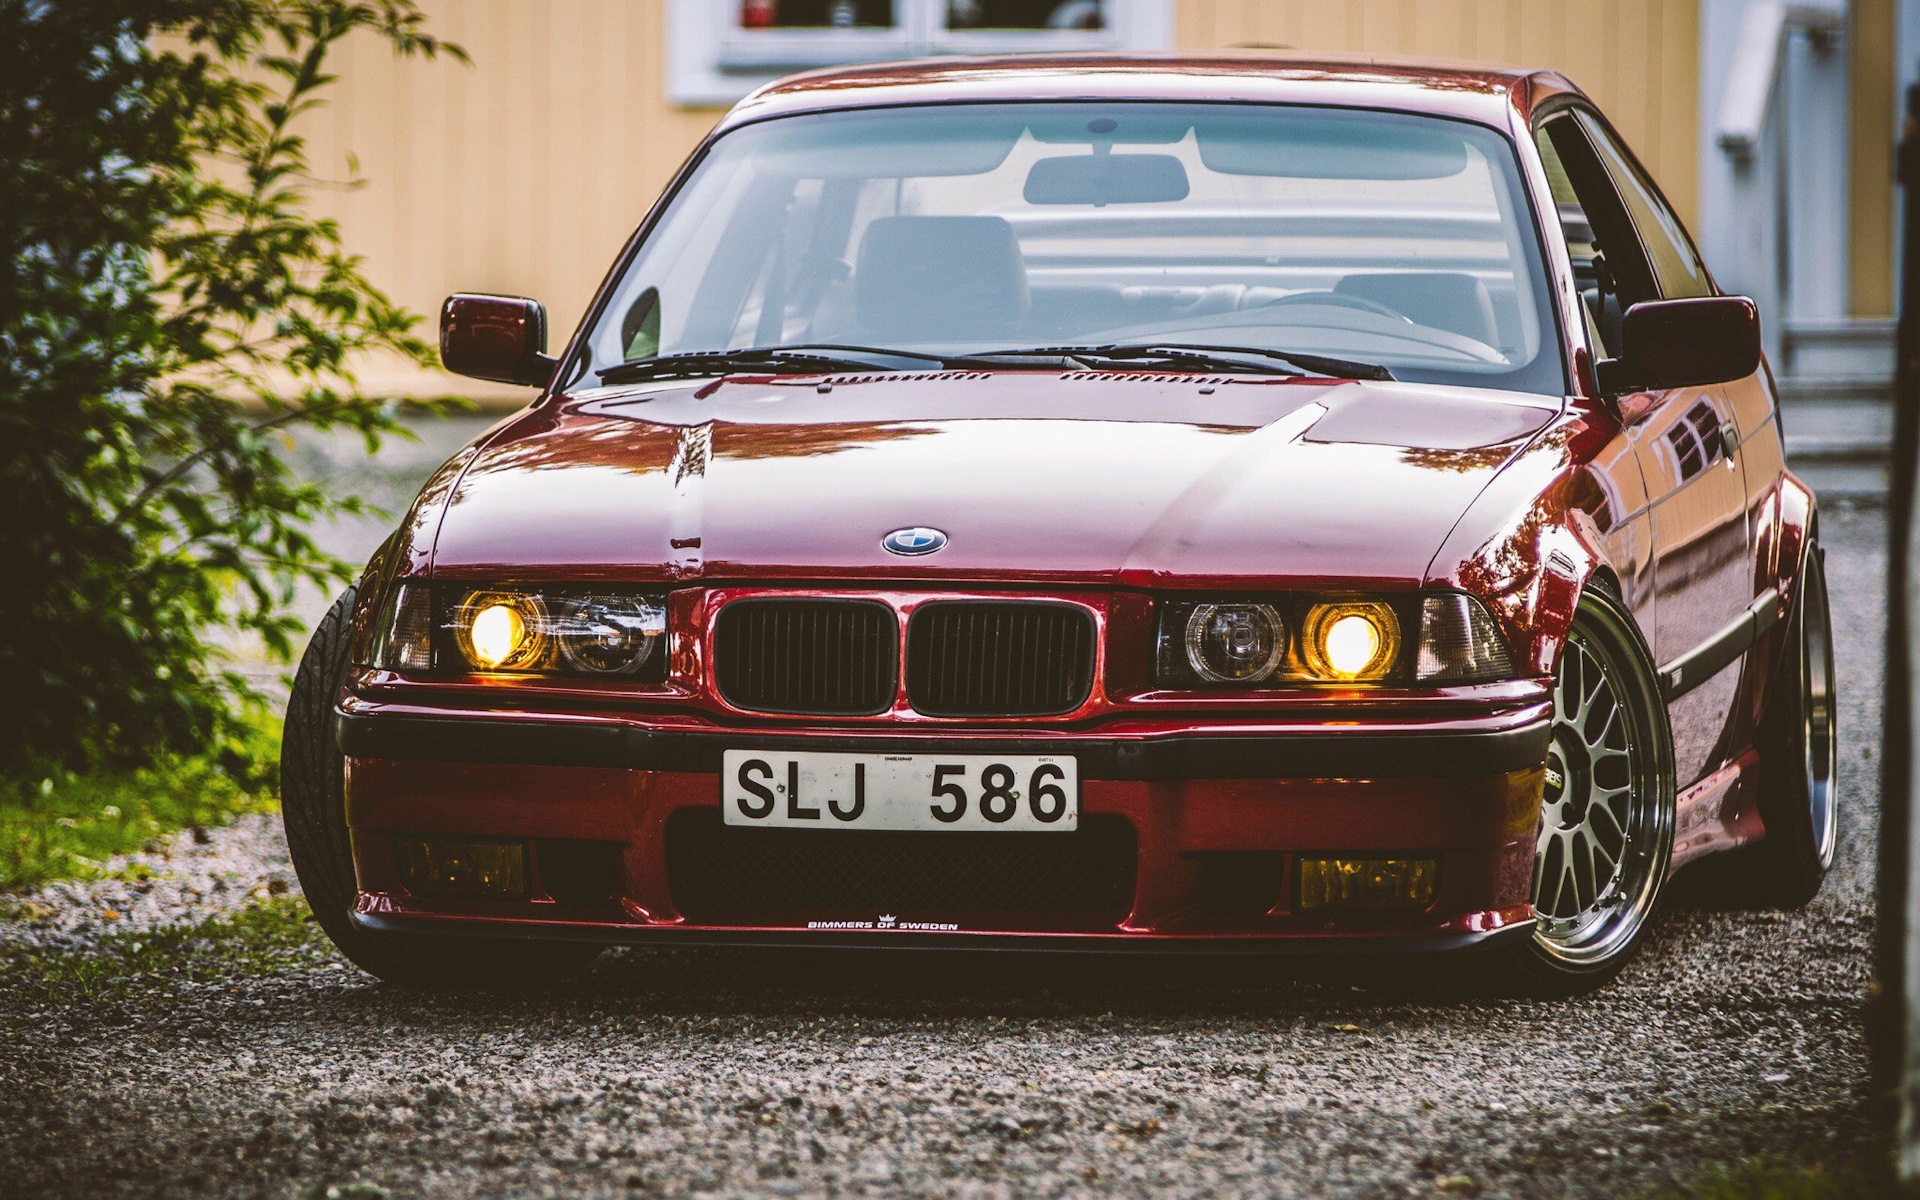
[668,0,1175,107]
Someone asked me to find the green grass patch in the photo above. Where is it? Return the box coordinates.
[0,895,331,1007]
[0,715,279,893]
[1644,1160,1914,1200]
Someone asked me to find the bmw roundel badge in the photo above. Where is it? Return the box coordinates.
[882,527,947,556]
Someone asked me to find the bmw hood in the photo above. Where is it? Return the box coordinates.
[427,371,1560,588]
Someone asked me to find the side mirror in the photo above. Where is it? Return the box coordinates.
[1596,296,1760,395]
[439,293,559,386]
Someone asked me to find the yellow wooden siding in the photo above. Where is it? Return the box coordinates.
[1851,0,1896,318]
[308,0,1721,397]
[307,0,719,399]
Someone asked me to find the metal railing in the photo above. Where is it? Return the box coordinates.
[1709,1,1849,372]
[1715,2,1845,161]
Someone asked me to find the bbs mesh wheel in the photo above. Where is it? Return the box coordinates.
[1507,586,1675,993]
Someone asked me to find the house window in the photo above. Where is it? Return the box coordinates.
[741,1,899,29]
[670,0,1172,106]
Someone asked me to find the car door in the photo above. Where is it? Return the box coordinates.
[1535,108,1753,789]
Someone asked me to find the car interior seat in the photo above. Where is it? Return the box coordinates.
[1581,286,1625,357]
[854,216,1031,344]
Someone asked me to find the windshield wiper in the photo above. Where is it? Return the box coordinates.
[974,343,1395,382]
[1121,343,1396,381]
[597,341,1395,385]
[596,344,957,385]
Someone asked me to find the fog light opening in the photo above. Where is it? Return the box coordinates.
[1298,856,1438,911]
[398,838,531,899]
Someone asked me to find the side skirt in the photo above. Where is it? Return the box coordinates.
[1659,591,1785,702]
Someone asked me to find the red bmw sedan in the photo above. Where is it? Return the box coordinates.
[284,53,1838,993]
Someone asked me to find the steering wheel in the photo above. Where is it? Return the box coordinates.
[1254,290,1410,321]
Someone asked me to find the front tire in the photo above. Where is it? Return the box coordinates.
[281,586,601,987]
[1507,586,1676,994]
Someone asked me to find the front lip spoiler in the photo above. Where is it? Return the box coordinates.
[333,707,1550,779]
[350,909,1535,956]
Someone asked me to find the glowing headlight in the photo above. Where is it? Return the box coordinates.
[1184,603,1286,683]
[1301,602,1400,681]
[469,604,525,667]
[457,592,547,670]
[1324,615,1380,674]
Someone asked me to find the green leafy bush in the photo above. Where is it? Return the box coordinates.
[1642,1160,1912,1200]
[0,0,463,773]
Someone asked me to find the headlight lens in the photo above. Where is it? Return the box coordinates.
[1184,603,1286,683]
[1157,594,1498,688]
[1300,601,1401,682]
[554,594,667,675]
[445,587,667,678]
[1415,592,1514,683]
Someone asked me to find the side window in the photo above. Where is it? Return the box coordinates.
[1533,114,1658,359]
[1574,111,1713,300]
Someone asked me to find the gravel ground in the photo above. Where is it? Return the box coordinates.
[0,503,1885,1200]
[0,814,297,957]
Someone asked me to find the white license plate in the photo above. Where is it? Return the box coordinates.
[721,750,1078,832]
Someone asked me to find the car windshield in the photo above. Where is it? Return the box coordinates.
[578,102,1562,394]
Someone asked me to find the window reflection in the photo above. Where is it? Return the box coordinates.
[739,0,897,30]
[947,1,1106,30]
[1664,401,1726,483]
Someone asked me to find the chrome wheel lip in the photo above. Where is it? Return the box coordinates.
[1531,609,1673,968]
[1801,560,1839,869]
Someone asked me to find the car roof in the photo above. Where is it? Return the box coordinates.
[719,51,1581,135]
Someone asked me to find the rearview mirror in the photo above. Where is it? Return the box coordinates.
[440,293,558,386]
[1597,296,1760,395]
[1023,153,1190,206]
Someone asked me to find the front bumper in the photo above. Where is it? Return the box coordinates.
[335,700,1549,951]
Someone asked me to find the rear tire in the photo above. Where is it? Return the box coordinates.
[1502,586,1676,996]
[1742,545,1839,907]
[281,586,601,987]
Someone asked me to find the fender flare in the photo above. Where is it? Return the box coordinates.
[1746,471,1818,723]
[1430,487,1628,684]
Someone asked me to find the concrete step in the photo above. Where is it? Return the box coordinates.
[1776,373,1893,497]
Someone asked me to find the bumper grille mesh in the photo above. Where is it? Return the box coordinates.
[665,810,1136,923]
[906,602,1096,717]
[714,599,896,715]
